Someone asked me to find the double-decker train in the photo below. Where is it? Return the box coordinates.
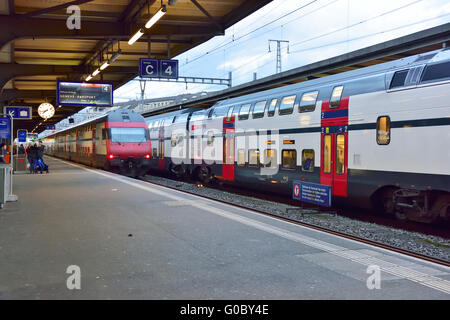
[44,109,151,177]
[145,48,450,223]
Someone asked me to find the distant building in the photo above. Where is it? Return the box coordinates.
[114,92,209,114]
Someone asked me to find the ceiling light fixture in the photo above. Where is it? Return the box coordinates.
[128,28,144,45]
[145,5,167,29]
[85,75,93,81]
[92,68,100,77]
[100,61,109,71]
[109,49,122,64]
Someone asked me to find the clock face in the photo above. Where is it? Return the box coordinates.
[38,103,55,119]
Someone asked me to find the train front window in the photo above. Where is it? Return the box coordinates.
[110,127,147,143]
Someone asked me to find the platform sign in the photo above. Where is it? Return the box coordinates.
[28,133,38,141]
[140,58,159,78]
[17,129,27,143]
[293,180,331,207]
[139,58,179,79]
[57,81,113,107]
[3,106,32,119]
[0,117,11,139]
[159,59,178,79]
[46,125,56,131]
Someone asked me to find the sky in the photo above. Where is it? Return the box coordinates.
[113,0,450,103]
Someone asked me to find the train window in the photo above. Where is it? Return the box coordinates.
[336,135,345,175]
[267,99,278,117]
[102,128,107,140]
[252,100,267,119]
[213,106,228,118]
[153,148,157,158]
[237,149,245,166]
[171,134,177,147]
[175,114,189,123]
[232,105,240,117]
[226,106,234,121]
[264,149,277,168]
[279,95,296,115]
[206,131,215,145]
[323,135,331,173]
[390,70,409,89]
[208,109,214,119]
[248,149,260,167]
[239,104,251,120]
[421,61,450,83]
[330,86,343,108]
[301,149,314,172]
[377,116,391,145]
[299,91,318,113]
[282,150,296,169]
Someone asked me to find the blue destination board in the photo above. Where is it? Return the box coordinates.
[292,180,331,207]
[18,129,27,143]
[0,117,11,139]
[58,81,113,107]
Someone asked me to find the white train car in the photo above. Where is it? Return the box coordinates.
[146,48,450,223]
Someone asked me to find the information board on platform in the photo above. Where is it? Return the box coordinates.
[17,130,27,143]
[57,81,113,107]
[292,180,332,207]
[3,106,32,120]
[0,117,11,139]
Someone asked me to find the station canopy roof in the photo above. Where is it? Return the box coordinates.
[0,0,272,134]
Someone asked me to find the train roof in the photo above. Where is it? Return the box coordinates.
[145,107,204,122]
[210,47,450,108]
[43,109,145,138]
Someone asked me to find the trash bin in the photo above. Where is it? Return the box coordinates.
[0,163,18,208]
[0,164,8,208]
[14,155,28,173]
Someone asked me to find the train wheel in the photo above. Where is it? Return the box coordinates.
[375,187,397,217]
[194,166,211,184]
[431,194,450,221]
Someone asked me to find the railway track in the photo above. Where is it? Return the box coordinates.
[140,172,450,267]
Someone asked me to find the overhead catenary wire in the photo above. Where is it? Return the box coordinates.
[180,0,428,77]
[230,13,450,84]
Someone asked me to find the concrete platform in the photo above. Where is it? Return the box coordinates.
[0,157,449,299]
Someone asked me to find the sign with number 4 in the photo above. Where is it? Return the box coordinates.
[159,59,178,79]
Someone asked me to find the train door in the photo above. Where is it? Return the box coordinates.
[75,129,79,163]
[92,126,97,167]
[158,124,164,170]
[320,86,348,197]
[222,115,235,180]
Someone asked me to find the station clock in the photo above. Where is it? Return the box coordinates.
[38,103,55,119]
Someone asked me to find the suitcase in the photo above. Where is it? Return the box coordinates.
[36,158,49,173]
